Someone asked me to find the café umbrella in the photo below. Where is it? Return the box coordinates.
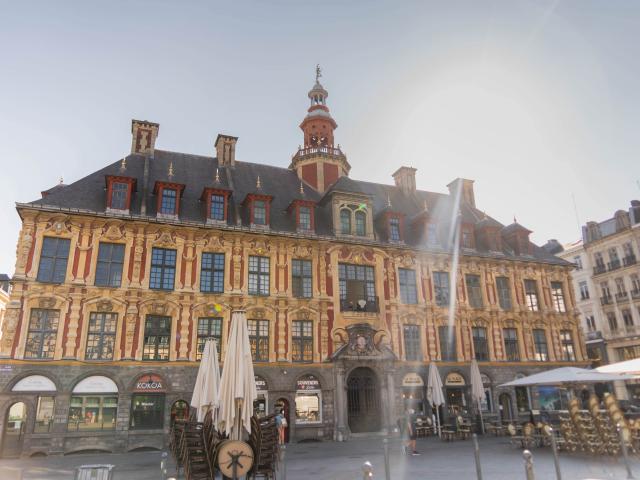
[191,339,221,423]
[218,310,257,440]
[499,366,637,387]
[470,359,485,434]
[426,363,445,437]
[595,357,640,375]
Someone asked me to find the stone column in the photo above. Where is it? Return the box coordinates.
[63,293,84,358]
[335,365,347,441]
[276,306,287,362]
[385,367,396,433]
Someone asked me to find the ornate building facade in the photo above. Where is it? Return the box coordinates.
[0,74,585,457]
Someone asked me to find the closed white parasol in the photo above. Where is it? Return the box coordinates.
[470,359,485,434]
[218,310,257,440]
[191,339,221,423]
[426,363,445,437]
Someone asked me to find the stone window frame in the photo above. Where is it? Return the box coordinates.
[398,268,418,304]
[550,281,567,313]
[24,308,60,360]
[36,236,71,284]
[332,194,374,239]
[200,252,225,294]
[292,259,313,299]
[291,320,314,363]
[78,298,126,362]
[94,242,126,288]
[402,324,422,361]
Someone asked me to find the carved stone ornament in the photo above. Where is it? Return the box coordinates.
[331,323,393,360]
[252,309,265,319]
[155,230,175,247]
[250,239,271,255]
[16,226,34,269]
[395,254,415,268]
[96,300,114,312]
[38,297,57,309]
[46,217,72,236]
[103,222,125,241]
[152,303,167,315]
[293,244,312,258]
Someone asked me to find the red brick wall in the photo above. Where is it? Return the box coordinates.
[301,164,318,190]
[323,163,339,190]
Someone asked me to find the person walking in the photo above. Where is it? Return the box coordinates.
[275,408,287,445]
[403,408,420,456]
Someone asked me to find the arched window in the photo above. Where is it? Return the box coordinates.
[340,209,351,234]
[355,210,366,236]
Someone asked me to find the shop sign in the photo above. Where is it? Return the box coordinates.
[134,374,166,392]
[255,375,268,391]
[73,376,119,393]
[402,372,424,387]
[445,372,466,386]
[296,374,321,391]
[12,375,57,392]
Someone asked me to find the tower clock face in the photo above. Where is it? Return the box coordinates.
[310,135,328,146]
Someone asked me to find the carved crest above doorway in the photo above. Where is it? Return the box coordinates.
[331,323,395,361]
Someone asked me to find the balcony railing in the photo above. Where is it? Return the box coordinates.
[293,145,346,160]
[586,330,603,341]
[623,255,637,267]
[608,260,621,271]
[600,295,613,306]
[616,291,629,303]
[631,290,640,300]
[594,264,607,275]
[340,297,379,313]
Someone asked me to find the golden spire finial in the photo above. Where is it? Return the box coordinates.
[215,167,220,183]
[120,157,127,172]
[256,175,262,190]
[168,162,174,179]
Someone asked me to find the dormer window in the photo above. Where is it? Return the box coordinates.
[154,181,185,218]
[106,176,135,213]
[289,200,315,233]
[389,217,401,241]
[244,194,273,227]
[426,224,438,246]
[355,210,366,236]
[254,200,266,225]
[160,188,177,214]
[210,194,225,220]
[299,206,311,230]
[461,226,475,249]
[340,209,351,234]
[201,188,231,224]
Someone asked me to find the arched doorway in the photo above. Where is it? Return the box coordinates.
[347,367,381,433]
[2,402,27,458]
[499,393,513,422]
[275,398,290,443]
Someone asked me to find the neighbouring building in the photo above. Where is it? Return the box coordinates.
[0,72,585,457]
[0,274,10,349]
[556,201,640,399]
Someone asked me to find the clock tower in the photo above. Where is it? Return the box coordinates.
[289,66,350,192]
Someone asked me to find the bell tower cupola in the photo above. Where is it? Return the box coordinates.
[290,65,350,193]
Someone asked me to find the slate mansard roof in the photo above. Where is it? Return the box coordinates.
[22,149,568,266]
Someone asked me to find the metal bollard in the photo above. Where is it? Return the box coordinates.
[383,438,391,480]
[472,433,483,480]
[618,423,635,479]
[362,461,373,479]
[548,428,562,480]
[523,450,534,480]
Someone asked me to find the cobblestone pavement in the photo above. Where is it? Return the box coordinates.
[1,436,639,479]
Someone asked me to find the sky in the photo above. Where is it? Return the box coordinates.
[0,0,639,274]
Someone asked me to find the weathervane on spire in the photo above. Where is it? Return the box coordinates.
[316,64,322,82]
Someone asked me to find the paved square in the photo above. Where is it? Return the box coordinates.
[0,436,638,479]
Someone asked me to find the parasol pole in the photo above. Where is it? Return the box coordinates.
[436,405,442,438]
[477,399,485,435]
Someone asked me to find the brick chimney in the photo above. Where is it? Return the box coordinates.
[392,166,417,194]
[131,120,159,155]
[215,134,238,167]
[447,178,475,208]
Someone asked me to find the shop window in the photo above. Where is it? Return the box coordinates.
[466,274,483,308]
[533,329,548,361]
[25,309,60,359]
[403,324,421,361]
[439,325,456,361]
[560,330,576,361]
[433,271,450,306]
[338,263,377,312]
[254,376,269,418]
[515,386,530,413]
[200,252,224,293]
[197,317,222,361]
[37,237,71,283]
[472,326,489,361]
[524,280,539,311]
[130,394,165,429]
[248,256,270,296]
[34,396,55,433]
[503,328,519,361]
[85,312,117,360]
[398,268,418,304]
[292,259,312,298]
[248,319,269,362]
[68,395,117,431]
[295,375,322,424]
[495,277,512,310]
[551,281,567,313]
[149,247,176,290]
[143,315,171,361]
[95,243,125,287]
[170,400,190,425]
[292,320,313,362]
